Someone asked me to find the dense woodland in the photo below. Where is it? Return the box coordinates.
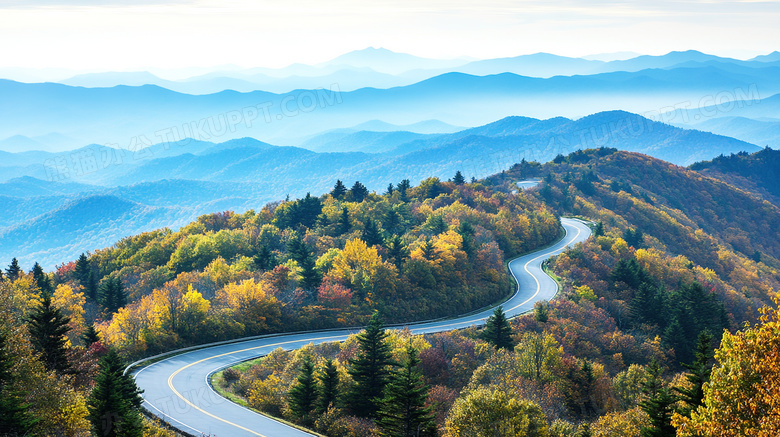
[216,149,780,437]
[690,147,780,206]
[2,149,779,436]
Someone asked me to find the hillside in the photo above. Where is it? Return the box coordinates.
[4,149,779,437]
[494,149,780,305]
[690,147,780,205]
[204,149,780,437]
[59,177,561,356]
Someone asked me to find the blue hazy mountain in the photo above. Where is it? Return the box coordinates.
[750,51,780,62]
[301,131,434,153]
[0,110,762,268]
[686,117,780,148]
[0,195,193,268]
[315,47,470,75]
[661,93,780,129]
[454,53,605,77]
[4,61,779,148]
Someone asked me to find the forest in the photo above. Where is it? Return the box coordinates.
[212,149,780,436]
[2,149,779,436]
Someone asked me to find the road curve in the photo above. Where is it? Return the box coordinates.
[132,217,592,437]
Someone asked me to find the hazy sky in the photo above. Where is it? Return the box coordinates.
[0,0,778,73]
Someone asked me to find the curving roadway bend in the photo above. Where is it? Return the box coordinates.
[132,217,592,437]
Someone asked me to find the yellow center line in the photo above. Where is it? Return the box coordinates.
[167,334,347,436]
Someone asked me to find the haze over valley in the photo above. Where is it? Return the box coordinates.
[2,1,780,436]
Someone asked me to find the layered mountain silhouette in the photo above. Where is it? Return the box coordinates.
[0,110,761,268]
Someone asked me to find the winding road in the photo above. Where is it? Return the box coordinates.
[132,217,592,437]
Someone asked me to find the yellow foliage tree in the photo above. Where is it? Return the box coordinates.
[592,407,648,437]
[52,284,87,345]
[331,239,383,296]
[673,297,780,436]
[215,278,280,335]
[445,387,549,436]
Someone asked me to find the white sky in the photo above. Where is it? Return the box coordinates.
[0,0,778,73]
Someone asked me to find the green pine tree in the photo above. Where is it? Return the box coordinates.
[673,331,714,418]
[31,262,53,296]
[456,221,475,257]
[288,234,321,290]
[74,253,97,300]
[453,170,465,185]
[254,244,277,271]
[27,293,72,374]
[350,181,369,202]
[386,183,395,195]
[639,360,677,437]
[348,312,395,418]
[397,179,411,202]
[81,323,102,346]
[383,208,401,235]
[289,356,318,421]
[423,214,447,235]
[336,207,352,235]
[386,235,410,269]
[0,329,38,435]
[362,217,384,247]
[331,179,347,199]
[480,306,515,351]
[421,239,436,261]
[377,345,437,437]
[317,359,340,414]
[5,258,21,282]
[87,349,144,437]
[100,277,127,314]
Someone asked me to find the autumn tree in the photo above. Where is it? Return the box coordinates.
[289,356,318,422]
[674,297,780,436]
[348,312,395,418]
[445,387,548,436]
[377,344,437,437]
[516,331,563,384]
[480,306,515,351]
[87,348,144,437]
[27,293,72,374]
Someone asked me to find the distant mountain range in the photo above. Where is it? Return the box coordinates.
[2,59,779,151]
[48,49,780,94]
[0,110,761,268]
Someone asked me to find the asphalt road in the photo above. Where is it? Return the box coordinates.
[132,217,592,437]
